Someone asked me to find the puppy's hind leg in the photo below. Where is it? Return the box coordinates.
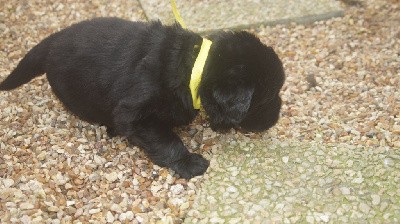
[115,116,209,179]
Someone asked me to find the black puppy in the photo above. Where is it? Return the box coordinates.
[0,18,285,179]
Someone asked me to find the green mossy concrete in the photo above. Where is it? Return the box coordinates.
[185,139,400,223]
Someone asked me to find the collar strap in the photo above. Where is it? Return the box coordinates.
[189,38,212,109]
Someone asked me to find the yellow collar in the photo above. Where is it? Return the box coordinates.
[189,38,212,109]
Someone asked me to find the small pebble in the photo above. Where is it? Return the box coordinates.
[37,151,47,161]
[371,194,380,206]
[48,206,59,212]
[20,215,31,224]
[170,184,185,195]
[359,203,370,214]
[125,211,134,221]
[3,179,15,188]
[20,202,34,210]
[392,125,400,134]
[119,213,127,221]
[89,208,101,214]
[340,187,351,195]
[110,204,122,213]
[106,211,114,223]
[319,214,330,223]
[227,186,238,193]
[352,177,364,184]
[210,217,225,223]
[105,172,118,182]
[306,216,314,223]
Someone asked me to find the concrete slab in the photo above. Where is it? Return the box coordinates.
[139,0,344,33]
[185,139,400,223]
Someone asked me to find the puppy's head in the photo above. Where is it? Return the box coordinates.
[199,31,285,132]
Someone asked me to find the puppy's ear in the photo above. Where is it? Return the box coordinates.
[211,80,254,126]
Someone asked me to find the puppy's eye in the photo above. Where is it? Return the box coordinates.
[192,44,200,58]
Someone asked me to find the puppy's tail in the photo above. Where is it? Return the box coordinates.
[0,34,55,90]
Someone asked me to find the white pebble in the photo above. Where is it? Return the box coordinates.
[227,186,238,193]
[210,217,225,223]
[306,216,314,223]
[48,206,58,212]
[56,148,65,154]
[119,212,127,221]
[340,187,351,195]
[37,151,46,161]
[151,184,163,194]
[93,155,104,165]
[3,178,14,188]
[319,214,330,222]
[110,204,122,213]
[20,215,31,224]
[89,208,101,214]
[371,194,381,205]
[54,173,68,185]
[352,177,364,184]
[105,172,118,182]
[282,156,289,163]
[125,211,134,220]
[106,211,114,223]
[180,202,190,210]
[170,184,185,195]
[20,202,34,210]
[5,202,16,207]
[65,183,73,189]
[136,215,144,223]
[132,178,139,186]
[359,202,370,214]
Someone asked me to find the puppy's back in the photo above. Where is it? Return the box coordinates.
[47,18,167,125]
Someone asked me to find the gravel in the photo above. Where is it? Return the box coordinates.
[1,0,399,223]
[0,1,210,223]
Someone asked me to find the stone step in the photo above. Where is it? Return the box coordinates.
[139,0,344,33]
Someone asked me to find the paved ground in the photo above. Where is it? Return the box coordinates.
[139,0,344,32]
[185,139,400,223]
[1,0,399,223]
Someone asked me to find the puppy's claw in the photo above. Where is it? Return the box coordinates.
[172,153,209,179]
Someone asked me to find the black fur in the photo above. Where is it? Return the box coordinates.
[0,18,285,179]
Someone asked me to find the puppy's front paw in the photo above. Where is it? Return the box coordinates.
[106,127,117,138]
[172,153,209,179]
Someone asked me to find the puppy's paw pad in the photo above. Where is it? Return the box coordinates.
[173,153,209,179]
